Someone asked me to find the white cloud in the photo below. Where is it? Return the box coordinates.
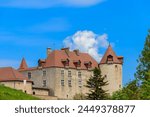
[0,0,105,8]
[63,30,109,62]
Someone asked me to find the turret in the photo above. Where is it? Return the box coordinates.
[19,58,28,70]
[99,45,123,94]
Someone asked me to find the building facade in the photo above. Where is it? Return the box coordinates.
[19,45,123,99]
[0,67,33,94]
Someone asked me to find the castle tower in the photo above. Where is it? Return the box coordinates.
[99,45,123,94]
[19,58,28,70]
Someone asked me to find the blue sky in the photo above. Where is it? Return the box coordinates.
[0,0,150,85]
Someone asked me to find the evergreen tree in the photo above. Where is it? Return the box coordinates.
[139,71,150,99]
[112,80,140,100]
[135,30,150,80]
[135,30,150,99]
[86,67,108,100]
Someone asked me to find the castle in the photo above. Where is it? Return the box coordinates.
[16,45,123,99]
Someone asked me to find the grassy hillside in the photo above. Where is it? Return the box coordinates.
[0,85,39,100]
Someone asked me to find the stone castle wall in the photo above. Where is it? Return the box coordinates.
[21,67,93,99]
[20,63,122,98]
[0,81,32,94]
[100,64,122,94]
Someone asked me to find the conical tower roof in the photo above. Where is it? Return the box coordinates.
[100,45,122,64]
[19,58,28,70]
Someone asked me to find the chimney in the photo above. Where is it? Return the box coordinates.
[61,47,69,56]
[47,48,52,56]
[74,49,79,56]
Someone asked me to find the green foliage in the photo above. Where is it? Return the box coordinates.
[134,29,150,99]
[73,93,86,100]
[139,74,150,99]
[135,30,150,80]
[86,67,109,100]
[0,85,40,100]
[112,80,140,100]
[112,30,150,100]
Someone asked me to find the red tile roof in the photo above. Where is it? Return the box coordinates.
[0,67,31,82]
[19,58,28,70]
[100,45,123,64]
[44,49,98,69]
[19,48,98,71]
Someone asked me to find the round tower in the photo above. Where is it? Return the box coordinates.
[99,45,123,95]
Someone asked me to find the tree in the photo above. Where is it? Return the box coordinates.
[135,30,150,80]
[86,67,108,100]
[112,30,150,100]
[112,80,140,100]
[134,30,150,99]
[139,71,150,99]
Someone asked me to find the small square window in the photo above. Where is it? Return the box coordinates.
[43,80,46,87]
[78,71,81,78]
[28,72,31,79]
[43,71,46,77]
[61,70,64,78]
[61,80,64,86]
[68,71,71,78]
[68,80,72,87]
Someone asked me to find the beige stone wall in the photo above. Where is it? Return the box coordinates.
[0,81,32,94]
[21,68,56,96]
[100,64,122,95]
[32,88,49,96]
[20,67,92,99]
[54,68,92,99]
[20,64,122,99]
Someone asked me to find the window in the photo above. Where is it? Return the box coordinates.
[68,80,72,87]
[115,65,118,71]
[43,70,46,77]
[61,80,64,86]
[43,80,46,87]
[78,71,81,78]
[68,71,71,78]
[61,70,64,78]
[78,80,82,88]
[28,72,31,79]
[68,71,72,87]
[78,71,82,87]
[61,70,64,86]
[107,55,113,64]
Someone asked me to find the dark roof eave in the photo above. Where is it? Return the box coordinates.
[0,80,33,83]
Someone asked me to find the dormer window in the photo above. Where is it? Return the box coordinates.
[61,59,69,67]
[73,60,81,68]
[84,61,92,69]
[38,59,46,67]
[107,55,113,64]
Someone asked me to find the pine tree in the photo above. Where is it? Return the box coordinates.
[135,30,150,99]
[112,80,140,100]
[135,30,150,80]
[86,67,108,100]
